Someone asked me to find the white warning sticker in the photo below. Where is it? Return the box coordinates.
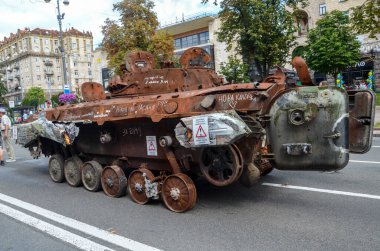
[146,136,158,156]
[193,116,210,145]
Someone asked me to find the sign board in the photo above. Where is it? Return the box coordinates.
[8,100,15,108]
[146,136,158,156]
[193,116,210,145]
[64,84,70,94]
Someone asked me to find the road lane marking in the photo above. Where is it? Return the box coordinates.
[0,193,161,251]
[262,183,380,200]
[349,160,380,164]
[372,146,380,147]
[0,202,114,251]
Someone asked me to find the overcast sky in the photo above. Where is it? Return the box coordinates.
[0,0,218,48]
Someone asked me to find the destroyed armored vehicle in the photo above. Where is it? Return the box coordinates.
[17,47,376,212]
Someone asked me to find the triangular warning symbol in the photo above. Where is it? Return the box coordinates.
[196,125,207,138]
[148,141,156,151]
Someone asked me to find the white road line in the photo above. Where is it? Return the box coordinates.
[349,160,380,164]
[0,202,114,251]
[372,146,380,147]
[0,193,161,251]
[262,183,380,200]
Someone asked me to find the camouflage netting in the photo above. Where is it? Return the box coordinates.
[16,112,79,147]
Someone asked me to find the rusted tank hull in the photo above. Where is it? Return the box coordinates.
[15,47,376,213]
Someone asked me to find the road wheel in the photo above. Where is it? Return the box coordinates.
[199,145,243,186]
[162,173,197,213]
[49,154,65,183]
[64,156,83,187]
[82,161,103,192]
[101,165,127,198]
[128,168,155,205]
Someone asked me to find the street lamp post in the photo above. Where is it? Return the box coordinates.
[44,0,71,93]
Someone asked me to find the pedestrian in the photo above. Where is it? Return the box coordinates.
[0,135,4,166]
[0,108,16,162]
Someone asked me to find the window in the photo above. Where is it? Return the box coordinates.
[199,32,209,44]
[175,39,181,49]
[55,48,59,53]
[74,70,78,76]
[56,58,60,63]
[174,31,210,49]
[35,57,40,62]
[44,47,50,53]
[320,4,327,16]
[75,78,79,84]
[34,46,39,52]
[86,43,91,50]
[57,76,61,83]
[56,66,61,72]
[54,40,58,46]
[33,37,38,44]
[74,61,77,67]
[88,62,92,67]
[72,41,77,49]
[37,75,41,80]
[88,70,92,76]
[44,39,49,45]
[36,66,40,72]
[47,76,52,83]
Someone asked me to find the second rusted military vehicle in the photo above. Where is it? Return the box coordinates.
[17,47,376,212]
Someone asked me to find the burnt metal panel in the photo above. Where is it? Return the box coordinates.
[347,90,376,154]
[268,86,349,171]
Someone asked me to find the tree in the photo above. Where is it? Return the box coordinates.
[219,56,250,83]
[350,0,380,38]
[101,0,174,74]
[304,10,361,77]
[0,79,7,106]
[202,0,308,80]
[22,87,45,108]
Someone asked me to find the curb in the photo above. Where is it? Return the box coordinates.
[374,130,380,137]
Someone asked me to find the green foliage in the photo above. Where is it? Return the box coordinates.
[202,0,308,80]
[219,56,250,83]
[350,0,380,38]
[101,0,174,75]
[376,92,380,106]
[147,30,174,65]
[51,92,63,107]
[22,87,45,108]
[0,79,8,106]
[304,10,361,76]
[292,46,306,58]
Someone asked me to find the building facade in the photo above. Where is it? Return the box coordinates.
[292,0,379,87]
[160,2,379,88]
[92,48,110,90]
[159,12,237,74]
[0,27,94,105]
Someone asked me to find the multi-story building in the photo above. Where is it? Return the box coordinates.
[160,2,379,88]
[0,27,94,105]
[292,0,379,87]
[159,12,237,73]
[92,48,110,90]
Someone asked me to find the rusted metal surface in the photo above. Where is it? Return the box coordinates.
[18,47,376,213]
[101,165,127,198]
[162,173,197,213]
[347,90,376,153]
[291,56,313,85]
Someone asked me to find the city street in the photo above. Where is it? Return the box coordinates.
[0,139,379,251]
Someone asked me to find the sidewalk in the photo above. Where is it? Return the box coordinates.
[375,106,380,137]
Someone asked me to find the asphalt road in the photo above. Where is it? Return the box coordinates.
[0,139,379,251]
